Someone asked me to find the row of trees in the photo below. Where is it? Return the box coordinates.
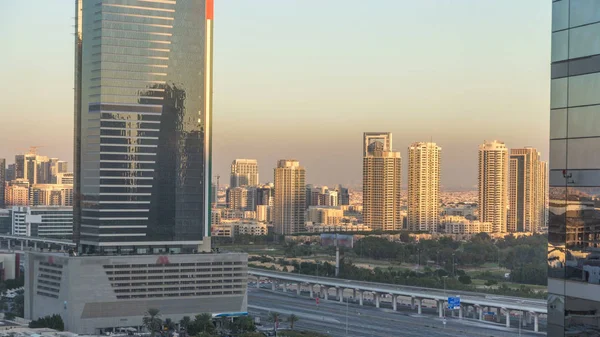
[144,309,258,337]
[279,233,547,286]
[29,314,64,330]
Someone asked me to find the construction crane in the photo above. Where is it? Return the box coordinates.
[28,145,45,155]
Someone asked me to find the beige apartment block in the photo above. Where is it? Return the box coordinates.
[478,140,508,233]
[362,132,402,231]
[274,160,306,234]
[407,142,441,232]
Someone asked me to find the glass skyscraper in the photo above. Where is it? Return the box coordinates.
[549,1,600,335]
[74,0,214,253]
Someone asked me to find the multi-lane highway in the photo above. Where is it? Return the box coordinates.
[248,288,544,337]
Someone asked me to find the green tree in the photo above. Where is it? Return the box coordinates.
[143,308,162,337]
[268,312,281,329]
[485,279,498,286]
[29,314,64,330]
[190,313,215,335]
[179,316,191,334]
[12,294,24,318]
[230,316,256,333]
[288,314,299,330]
[458,275,472,285]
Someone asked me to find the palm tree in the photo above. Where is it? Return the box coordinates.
[179,316,191,336]
[288,314,299,330]
[194,313,215,334]
[268,312,281,331]
[143,308,162,337]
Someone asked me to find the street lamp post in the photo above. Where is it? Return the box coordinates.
[452,253,455,277]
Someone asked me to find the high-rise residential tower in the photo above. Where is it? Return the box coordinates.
[273,160,306,234]
[478,140,508,233]
[548,2,600,334]
[334,184,350,205]
[230,159,259,187]
[362,132,402,231]
[508,148,542,233]
[25,1,248,333]
[407,142,441,232]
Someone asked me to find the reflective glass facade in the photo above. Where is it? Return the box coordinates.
[74,0,213,252]
[549,1,600,335]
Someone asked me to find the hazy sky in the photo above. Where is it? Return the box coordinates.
[0,0,550,190]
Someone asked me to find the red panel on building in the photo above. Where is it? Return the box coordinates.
[206,0,214,20]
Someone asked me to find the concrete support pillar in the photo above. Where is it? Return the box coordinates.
[271,280,276,291]
[375,293,380,308]
[297,283,301,296]
[496,307,501,323]
[505,310,510,328]
[338,288,344,303]
[522,311,527,327]
[309,284,314,298]
[34,241,37,250]
[392,295,397,311]
[534,313,539,332]
[60,244,64,251]
[282,283,287,293]
[459,305,463,319]
[411,297,415,310]
[438,301,443,318]
[478,307,483,321]
[7,240,10,250]
[358,291,363,306]
[353,289,356,300]
[256,278,261,288]
[323,287,329,300]
[20,241,24,251]
[417,298,422,315]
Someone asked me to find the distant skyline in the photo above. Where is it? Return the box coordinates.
[0,0,551,189]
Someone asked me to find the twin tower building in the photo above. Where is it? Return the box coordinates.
[363,133,547,234]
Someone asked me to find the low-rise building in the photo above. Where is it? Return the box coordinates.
[306,206,344,225]
[25,252,248,334]
[212,221,268,237]
[441,216,492,234]
[305,222,372,233]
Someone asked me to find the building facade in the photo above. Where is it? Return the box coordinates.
[31,184,74,207]
[230,159,259,188]
[508,148,543,233]
[548,1,600,335]
[25,252,247,334]
[407,142,441,232]
[73,0,214,253]
[11,206,73,239]
[273,160,306,234]
[306,206,344,225]
[478,140,508,233]
[5,179,30,206]
[362,132,402,231]
[0,158,5,208]
[334,184,350,205]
